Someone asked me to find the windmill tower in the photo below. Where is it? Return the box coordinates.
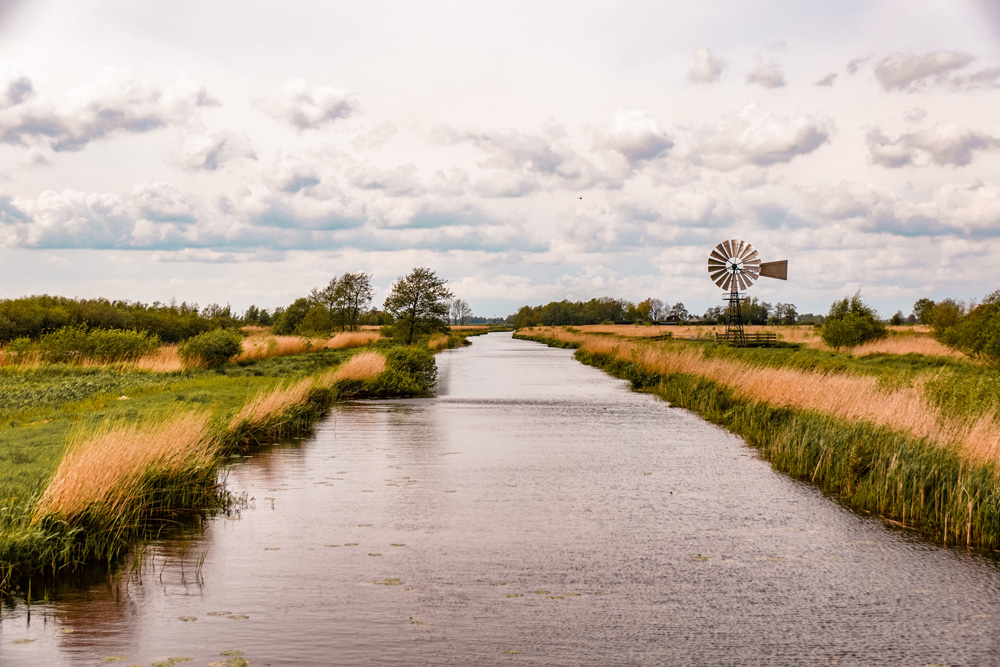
[707,240,787,345]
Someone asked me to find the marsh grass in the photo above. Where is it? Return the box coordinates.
[34,411,218,522]
[319,351,386,384]
[517,328,1000,548]
[326,331,380,349]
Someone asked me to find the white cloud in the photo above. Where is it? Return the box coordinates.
[689,47,726,83]
[350,164,425,197]
[175,129,257,172]
[0,69,217,152]
[866,123,999,168]
[814,73,837,87]
[594,108,673,166]
[747,62,786,89]
[687,104,832,170]
[264,79,359,131]
[874,51,974,91]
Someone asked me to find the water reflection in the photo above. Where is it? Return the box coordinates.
[2,333,999,666]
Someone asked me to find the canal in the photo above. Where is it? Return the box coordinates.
[2,332,998,665]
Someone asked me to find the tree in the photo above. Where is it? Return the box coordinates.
[384,267,453,344]
[889,310,905,325]
[450,298,472,325]
[770,302,798,325]
[334,272,374,331]
[820,291,888,350]
[297,304,333,336]
[670,302,689,322]
[927,298,966,337]
[272,297,312,335]
[913,298,936,324]
[936,289,1000,366]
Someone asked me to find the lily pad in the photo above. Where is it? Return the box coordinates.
[506,593,523,598]
[503,649,522,654]
[344,542,359,546]
[178,616,198,622]
[227,614,250,620]
[12,638,37,645]
[358,523,373,527]
[207,611,232,616]
[368,553,383,556]
[220,650,245,656]
[490,582,506,586]
[391,543,406,547]
[532,590,551,595]
[101,658,126,663]
[324,544,341,548]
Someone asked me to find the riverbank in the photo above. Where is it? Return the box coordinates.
[515,326,1000,550]
[0,331,477,591]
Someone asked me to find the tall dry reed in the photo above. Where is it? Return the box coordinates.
[33,411,216,521]
[325,331,380,350]
[580,337,1000,463]
[228,378,314,430]
[318,351,386,386]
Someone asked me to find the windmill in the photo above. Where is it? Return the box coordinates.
[707,240,787,344]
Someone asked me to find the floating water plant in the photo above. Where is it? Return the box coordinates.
[506,593,523,598]
[532,590,550,594]
[391,543,406,547]
[208,611,232,616]
[357,523,373,527]
[101,658,126,662]
[58,628,75,633]
[12,638,37,644]
[490,582,506,586]
[502,649,522,654]
[220,650,244,656]
[227,614,250,620]
[178,616,197,621]
[368,552,382,556]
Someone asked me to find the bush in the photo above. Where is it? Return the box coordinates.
[936,289,1000,367]
[36,326,160,363]
[384,346,437,392]
[178,329,244,368]
[820,292,887,350]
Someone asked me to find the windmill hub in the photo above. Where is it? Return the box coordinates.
[707,239,788,345]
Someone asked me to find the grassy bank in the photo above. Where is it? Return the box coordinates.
[0,332,461,591]
[515,327,1000,551]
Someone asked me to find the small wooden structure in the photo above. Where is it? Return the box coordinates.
[714,331,777,347]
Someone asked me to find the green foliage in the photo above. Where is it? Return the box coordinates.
[935,289,1000,367]
[385,346,437,391]
[913,297,935,324]
[927,298,966,337]
[178,329,244,368]
[821,292,887,350]
[35,326,161,363]
[296,304,333,336]
[0,295,222,343]
[383,267,453,344]
[271,297,312,335]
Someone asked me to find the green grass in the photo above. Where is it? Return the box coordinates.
[0,343,437,588]
[516,330,1000,550]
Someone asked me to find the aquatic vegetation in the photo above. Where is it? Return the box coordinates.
[503,649,522,654]
[506,593,523,598]
[227,614,249,620]
[208,611,232,616]
[518,328,1000,549]
[178,616,198,622]
[12,638,37,644]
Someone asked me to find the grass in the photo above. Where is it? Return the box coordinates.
[0,339,437,589]
[516,327,1000,549]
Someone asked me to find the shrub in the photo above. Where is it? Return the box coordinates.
[178,329,244,368]
[384,346,437,392]
[937,289,1000,367]
[37,326,161,363]
[821,292,887,350]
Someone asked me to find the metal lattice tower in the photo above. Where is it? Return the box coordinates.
[707,240,787,345]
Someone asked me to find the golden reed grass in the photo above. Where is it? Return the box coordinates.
[317,351,386,386]
[526,327,1000,463]
[33,411,216,521]
[228,378,314,430]
[427,334,451,351]
[850,336,963,358]
[325,331,380,349]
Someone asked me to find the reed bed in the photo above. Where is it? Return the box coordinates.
[325,331,380,349]
[127,344,184,372]
[427,333,452,351]
[522,327,1000,463]
[228,378,314,430]
[850,335,963,358]
[239,334,322,361]
[33,411,217,522]
[319,351,386,385]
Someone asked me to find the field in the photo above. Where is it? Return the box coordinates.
[0,330,470,589]
[516,325,1000,549]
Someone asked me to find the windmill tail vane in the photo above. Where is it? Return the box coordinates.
[707,239,787,345]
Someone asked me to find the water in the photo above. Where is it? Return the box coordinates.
[2,332,999,666]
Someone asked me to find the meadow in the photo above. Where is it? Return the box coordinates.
[0,329,479,590]
[515,325,1000,549]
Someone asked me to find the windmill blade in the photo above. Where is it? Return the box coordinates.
[710,270,728,287]
[734,240,746,259]
[709,249,728,263]
[741,247,760,262]
[720,240,733,257]
[759,260,788,280]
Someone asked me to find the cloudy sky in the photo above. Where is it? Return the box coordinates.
[1,0,999,318]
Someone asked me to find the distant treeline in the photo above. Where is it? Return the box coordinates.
[509,297,811,328]
[0,295,241,343]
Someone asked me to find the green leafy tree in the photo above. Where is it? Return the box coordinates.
[334,272,375,331]
[889,310,905,325]
[936,289,1000,366]
[384,267,453,344]
[272,298,313,335]
[927,298,966,337]
[820,291,888,350]
[297,304,333,336]
[913,298,936,324]
[178,329,244,368]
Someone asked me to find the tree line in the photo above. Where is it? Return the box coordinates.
[0,295,240,343]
